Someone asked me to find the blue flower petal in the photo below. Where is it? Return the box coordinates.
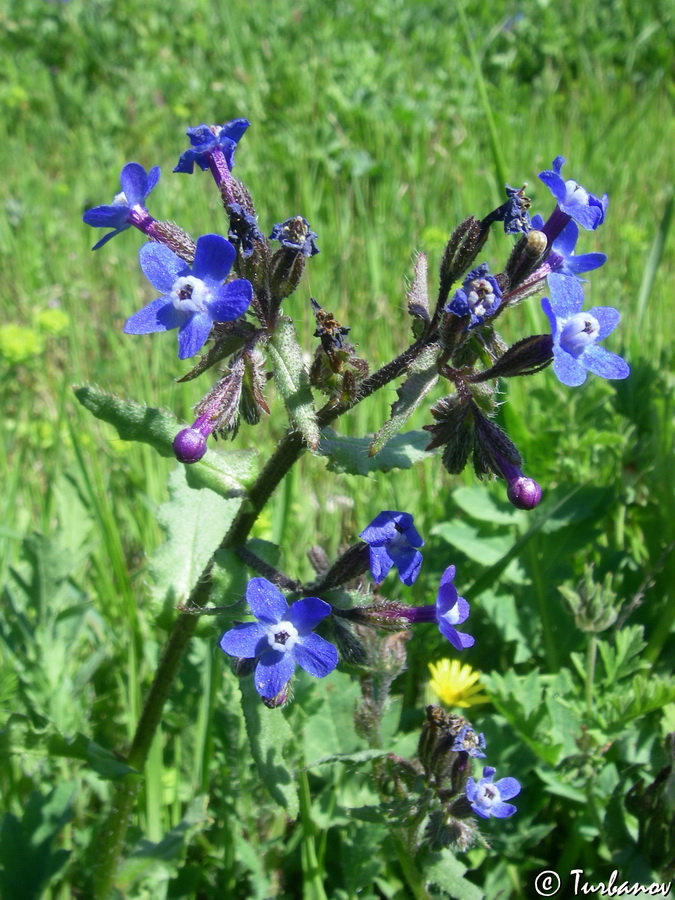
[438,619,475,650]
[120,162,159,206]
[293,633,339,678]
[581,344,630,380]
[139,242,188,292]
[192,234,236,283]
[553,350,587,386]
[219,621,267,658]
[82,204,129,229]
[548,273,585,318]
[586,306,620,339]
[288,597,332,633]
[255,649,296,699]
[177,312,213,359]
[208,279,253,322]
[490,801,518,819]
[124,298,184,334]
[494,777,521,802]
[393,546,423,586]
[246,577,289,624]
[368,545,394,584]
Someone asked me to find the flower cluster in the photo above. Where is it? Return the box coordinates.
[219,511,478,700]
[83,123,629,511]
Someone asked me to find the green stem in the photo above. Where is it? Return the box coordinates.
[389,831,430,900]
[529,539,559,671]
[90,336,432,898]
[586,633,597,716]
[298,769,328,900]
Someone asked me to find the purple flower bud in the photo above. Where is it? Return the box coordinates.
[507,476,542,510]
[172,427,208,464]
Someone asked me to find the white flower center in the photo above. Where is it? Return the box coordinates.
[170,276,211,314]
[113,191,129,207]
[559,312,600,358]
[266,619,299,653]
[564,178,589,208]
[476,783,498,808]
[441,606,460,626]
[388,525,410,550]
[466,277,496,318]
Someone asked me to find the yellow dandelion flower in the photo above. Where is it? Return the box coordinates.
[427,658,489,709]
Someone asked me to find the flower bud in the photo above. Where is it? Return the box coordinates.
[173,427,208,464]
[507,475,542,510]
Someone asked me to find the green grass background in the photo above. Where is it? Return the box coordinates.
[0,0,673,897]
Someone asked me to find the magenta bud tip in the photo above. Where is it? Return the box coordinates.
[507,476,542,510]
[173,427,207,464]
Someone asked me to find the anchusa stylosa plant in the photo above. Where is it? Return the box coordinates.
[80,120,628,897]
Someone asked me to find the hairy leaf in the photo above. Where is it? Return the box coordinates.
[267,317,320,449]
[239,678,299,817]
[150,468,241,614]
[74,386,258,498]
[319,428,434,476]
[369,343,439,456]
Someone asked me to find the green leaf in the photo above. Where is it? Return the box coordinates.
[341,822,388,895]
[431,519,517,568]
[319,428,434,476]
[369,344,439,456]
[46,731,138,780]
[0,783,75,900]
[597,624,648,687]
[150,468,242,614]
[303,670,364,763]
[533,767,587,803]
[267,317,320,449]
[420,847,485,900]
[74,386,258,499]
[451,485,522,525]
[239,678,299,817]
[116,796,211,889]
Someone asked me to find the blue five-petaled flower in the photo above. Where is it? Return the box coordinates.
[446,263,502,328]
[359,511,424,586]
[466,766,521,819]
[542,273,629,387]
[219,577,339,700]
[174,119,250,174]
[83,162,159,250]
[538,156,608,231]
[124,234,252,359]
[434,565,474,650]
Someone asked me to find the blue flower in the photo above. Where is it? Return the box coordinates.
[269,217,320,257]
[542,273,629,387]
[219,577,339,700]
[466,766,520,819]
[531,214,606,279]
[359,511,424,586]
[124,234,252,359]
[174,119,250,174]
[446,263,502,327]
[538,156,608,231]
[452,724,487,758]
[434,565,474,650]
[83,162,159,250]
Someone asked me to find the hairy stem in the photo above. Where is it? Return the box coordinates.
[90,333,432,898]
